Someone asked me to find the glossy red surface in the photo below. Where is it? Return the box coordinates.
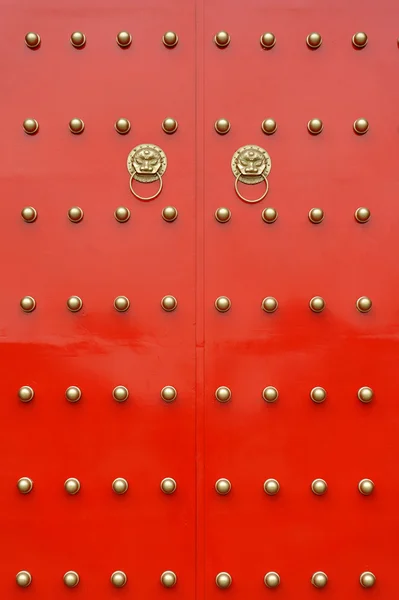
[0,0,398,597]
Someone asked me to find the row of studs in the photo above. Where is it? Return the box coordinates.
[217,207,373,224]
[21,117,180,135]
[215,478,376,496]
[18,295,178,313]
[24,30,381,51]
[12,570,378,589]
[20,117,372,135]
[16,477,178,495]
[19,207,373,224]
[17,385,178,403]
[16,295,376,314]
[21,206,180,223]
[15,570,176,588]
[15,477,376,496]
[213,572,377,589]
[215,386,375,404]
[24,31,179,49]
[16,385,375,404]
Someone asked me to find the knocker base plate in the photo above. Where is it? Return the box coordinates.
[231,144,271,184]
[127,144,167,183]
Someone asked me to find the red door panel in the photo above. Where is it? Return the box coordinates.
[0,1,196,598]
[202,0,399,598]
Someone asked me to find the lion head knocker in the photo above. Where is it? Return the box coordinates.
[231,145,271,203]
[127,144,167,201]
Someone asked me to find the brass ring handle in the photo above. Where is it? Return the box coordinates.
[234,173,269,203]
[129,171,163,201]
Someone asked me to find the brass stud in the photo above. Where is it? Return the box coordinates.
[20,296,36,313]
[116,31,132,48]
[263,478,280,495]
[17,477,33,494]
[65,386,81,403]
[16,571,32,587]
[18,386,34,403]
[161,571,177,588]
[214,31,230,48]
[215,478,231,495]
[352,32,368,49]
[215,207,231,223]
[68,206,84,222]
[264,572,280,588]
[70,31,86,48]
[308,208,324,223]
[23,119,39,135]
[311,478,327,495]
[111,571,127,587]
[261,118,277,134]
[114,296,130,312]
[306,32,322,49]
[309,296,325,313]
[262,386,278,403]
[112,477,128,494]
[310,386,326,403]
[312,572,328,588]
[216,572,232,588]
[21,207,37,223]
[114,118,131,134]
[215,296,231,312]
[260,33,276,49]
[163,31,179,48]
[161,295,178,312]
[67,296,82,312]
[360,572,376,588]
[214,118,230,134]
[25,32,40,49]
[353,118,369,135]
[162,118,178,134]
[356,296,372,313]
[63,571,79,587]
[307,118,323,135]
[215,386,231,403]
[161,477,177,494]
[358,386,373,403]
[161,386,177,402]
[358,478,374,495]
[64,478,80,495]
[262,297,278,313]
[113,386,129,402]
[261,207,278,223]
[69,118,85,134]
[162,206,178,222]
[355,207,370,223]
[114,206,131,223]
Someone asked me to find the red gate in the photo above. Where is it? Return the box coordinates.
[0,0,398,597]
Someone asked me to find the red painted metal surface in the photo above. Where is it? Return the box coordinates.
[1,0,399,598]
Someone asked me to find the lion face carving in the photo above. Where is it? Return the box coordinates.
[133,147,162,174]
[236,148,266,176]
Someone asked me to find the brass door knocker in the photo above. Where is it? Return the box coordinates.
[127,144,167,201]
[231,145,271,203]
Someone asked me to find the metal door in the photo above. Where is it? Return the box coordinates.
[0,0,398,598]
